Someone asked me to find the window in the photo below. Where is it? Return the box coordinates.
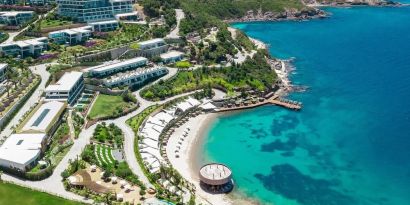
[32,109,50,127]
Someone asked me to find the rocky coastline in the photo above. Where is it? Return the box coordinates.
[225,8,328,23]
[225,0,401,23]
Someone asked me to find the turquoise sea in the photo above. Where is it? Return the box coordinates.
[200,6,410,205]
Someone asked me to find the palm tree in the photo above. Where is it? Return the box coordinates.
[104,192,113,205]
[0,170,3,182]
[5,68,18,97]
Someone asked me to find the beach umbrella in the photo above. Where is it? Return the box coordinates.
[120,180,127,187]
[111,177,118,183]
[116,194,124,201]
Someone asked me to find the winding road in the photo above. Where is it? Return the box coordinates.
[166,9,185,39]
[1,66,185,203]
[1,63,52,141]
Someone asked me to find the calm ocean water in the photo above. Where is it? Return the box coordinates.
[201,6,410,205]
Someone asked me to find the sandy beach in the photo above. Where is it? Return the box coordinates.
[166,112,236,205]
[166,111,263,205]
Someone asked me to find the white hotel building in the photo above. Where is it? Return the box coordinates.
[0,101,66,172]
[20,101,66,135]
[48,26,93,45]
[103,66,168,88]
[138,38,168,57]
[88,57,148,78]
[0,37,48,58]
[45,72,84,105]
[0,133,47,171]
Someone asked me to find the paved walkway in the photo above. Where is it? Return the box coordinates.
[67,110,76,140]
[1,63,53,140]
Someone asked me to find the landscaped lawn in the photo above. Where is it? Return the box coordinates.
[40,19,73,29]
[0,182,83,205]
[88,94,129,120]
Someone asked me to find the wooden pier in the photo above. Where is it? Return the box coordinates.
[215,96,302,112]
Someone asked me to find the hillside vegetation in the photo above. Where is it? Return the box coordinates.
[180,0,306,19]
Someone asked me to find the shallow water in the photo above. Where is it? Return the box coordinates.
[201,6,410,205]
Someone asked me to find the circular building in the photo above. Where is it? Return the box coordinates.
[199,163,234,193]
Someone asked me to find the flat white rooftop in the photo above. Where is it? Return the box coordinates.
[0,37,47,48]
[0,133,46,165]
[139,38,165,47]
[21,101,66,133]
[115,11,139,18]
[0,11,34,17]
[90,57,148,73]
[46,71,83,92]
[49,26,92,36]
[88,20,119,25]
[160,51,184,59]
[104,66,166,84]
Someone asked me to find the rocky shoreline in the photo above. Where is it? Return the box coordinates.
[225,0,401,23]
[225,7,328,23]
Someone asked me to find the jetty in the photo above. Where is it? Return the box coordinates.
[215,95,301,112]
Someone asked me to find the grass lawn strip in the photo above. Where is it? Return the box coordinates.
[88,94,129,120]
[94,145,103,166]
[98,146,108,165]
[0,182,83,205]
[106,148,116,164]
[103,146,114,164]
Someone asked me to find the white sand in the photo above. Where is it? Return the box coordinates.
[166,113,233,205]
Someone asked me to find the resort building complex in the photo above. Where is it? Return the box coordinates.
[56,0,133,22]
[28,0,55,5]
[160,51,184,64]
[45,71,84,105]
[0,37,48,58]
[0,133,47,171]
[0,101,66,172]
[139,38,167,50]
[0,63,7,83]
[88,57,149,78]
[138,38,169,57]
[88,20,119,32]
[0,11,34,26]
[49,21,119,45]
[0,0,16,4]
[48,26,93,45]
[103,66,168,88]
[19,101,66,135]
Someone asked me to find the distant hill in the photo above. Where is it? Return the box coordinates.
[179,0,307,19]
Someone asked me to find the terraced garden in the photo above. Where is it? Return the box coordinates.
[94,144,116,167]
